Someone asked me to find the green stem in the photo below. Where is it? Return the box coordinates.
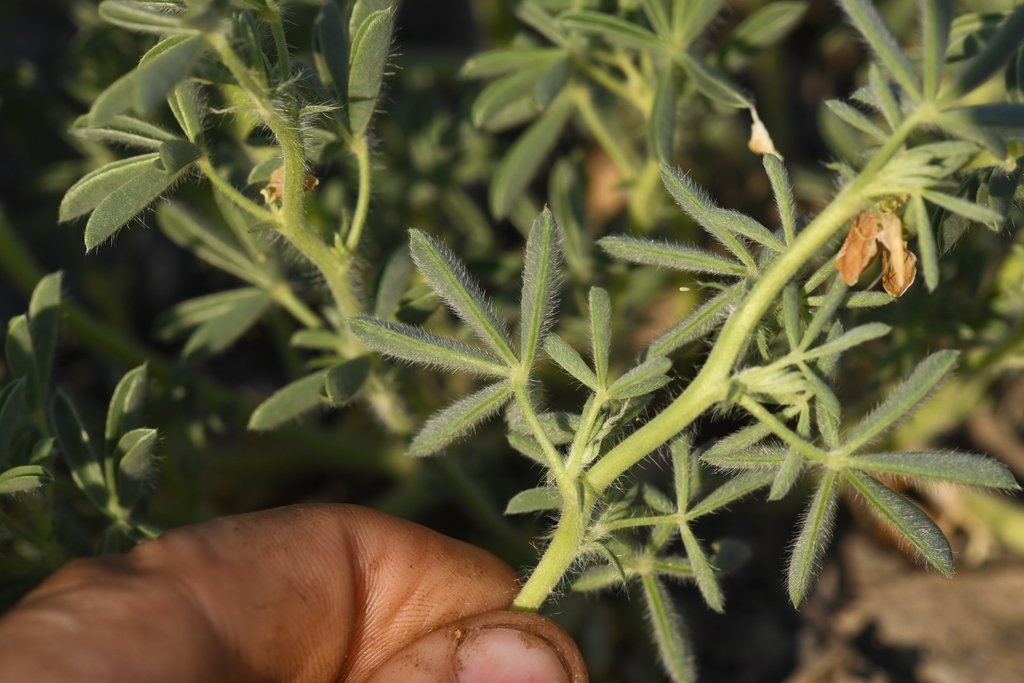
[198,156,275,225]
[270,282,322,329]
[514,489,586,610]
[208,33,360,319]
[344,136,373,254]
[513,386,571,488]
[267,8,292,83]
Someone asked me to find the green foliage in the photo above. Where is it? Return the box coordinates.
[3,0,1024,680]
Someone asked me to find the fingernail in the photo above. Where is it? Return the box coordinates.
[454,626,571,683]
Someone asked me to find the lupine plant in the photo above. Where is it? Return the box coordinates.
[2,0,1024,680]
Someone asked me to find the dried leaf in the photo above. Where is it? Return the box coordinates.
[835,210,881,285]
[748,107,782,158]
[261,167,320,205]
[877,211,917,297]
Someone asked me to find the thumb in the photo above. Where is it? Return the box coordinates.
[366,610,587,683]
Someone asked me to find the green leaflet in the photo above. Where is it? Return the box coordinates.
[607,357,672,400]
[787,469,839,605]
[157,203,268,288]
[348,8,396,136]
[768,449,804,501]
[661,166,784,257]
[544,335,599,390]
[600,235,747,277]
[350,318,509,378]
[409,381,514,457]
[114,428,158,508]
[168,81,203,143]
[640,573,696,683]
[678,523,724,612]
[5,316,38,410]
[51,391,107,509]
[825,100,887,141]
[323,357,371,405]
[71,114,179,151]
[849,451,1018,489]
[673,0,724,46]
[470,68,546,131]
[729,2,807,52]
[646,284,742,359]
[105,364,148,452]
[941,6,1024,105]
[408,230,517,365]
[461,48,565,79]
[0,380,27,460]
[843,350,959,454]
[677,52,750,109]
[921,0,954,100]
[314,0,350,107]
[248,370,329,431]
[505,486,562,514]
[687,470,774,518]
[549,160,591,280]
[648,66,678,163]
[83,156,194,251]
[97,0,192,36]
[489,90,574,218]
[88,35,205,126]
[28,272,62,394]
[763,154,797,244]
[0,465,52,496]
[60,154,161,223]
[519,208,562,370]
[559,10,664,52]
[799,322,891,361]
[160,288,272,360]
[837,0,921,101]
[843,469,953,576]
[589,287,612,388]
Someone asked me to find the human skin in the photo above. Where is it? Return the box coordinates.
[0,504,588,682]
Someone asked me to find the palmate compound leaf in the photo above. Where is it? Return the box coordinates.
[843,469,953,576]
[408,381,514,457]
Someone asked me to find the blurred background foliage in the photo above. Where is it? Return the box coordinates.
[1,1,1023,680]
